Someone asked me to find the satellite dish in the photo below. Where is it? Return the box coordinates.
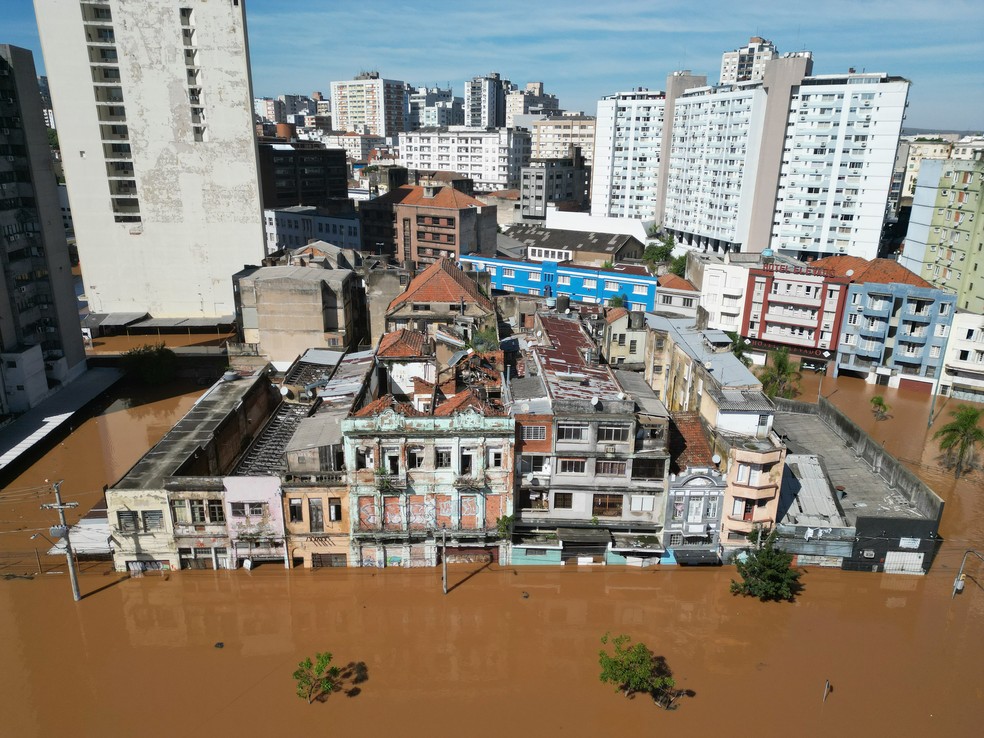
[846,269,854,277]
[564,308,571,314]
[536,330,543,337]
[712,454,722,465]
[279,386,290,396]
[617,392,625,400]
[591,396,600,406]
[525,473,534,482]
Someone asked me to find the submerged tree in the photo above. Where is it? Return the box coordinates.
[933,405,984,479]
[870,395,891,421]
[293,651,341,704]
[598,633,676,706]
[730,528,801,602]
[759,348,802,399]
[122,343,177,385]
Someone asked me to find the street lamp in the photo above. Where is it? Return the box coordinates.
[952,549,984,599]
[29,532,56,574]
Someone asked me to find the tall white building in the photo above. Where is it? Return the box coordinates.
[771,73,909,260]
[591,89,665,220]
[463,72,514,128]
[408,86,463,130]
[35,0,266,318]
[330,72,408,136]
[719,37,778,84]
[398,127,531,190]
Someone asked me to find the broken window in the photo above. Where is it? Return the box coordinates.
[170,500,190,525]
[190,499,206,524]
[329,498,342,522]
[436,448,452,468]
[309,499,324,533]
[488,449,503,468]
[407,447,424,469]
[141,510,164,531]
[592,494,623,517]
[460,451,474,476]
[117,511,138,532]
[553,492,573,509]
[289,498,303,523]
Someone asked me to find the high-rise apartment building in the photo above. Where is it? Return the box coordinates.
[408,86,463,130]
[0,46,85,413]
[531,114,595,163]
[719,37,778,84]
[591,89,665,220]
[505,82,560,127]
[254,96,285,124]
[399,127,531,190]
[330,73,408,137]
[900,156,984,314]
[771,73,909,260]
[463,72,514,128]
[35,0,266,318]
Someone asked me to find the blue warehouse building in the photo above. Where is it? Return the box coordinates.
[460,254,662,312]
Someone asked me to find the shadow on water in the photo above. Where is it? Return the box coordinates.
[82,574,130,600]
[315,661,369,701]
[447,561,491,593]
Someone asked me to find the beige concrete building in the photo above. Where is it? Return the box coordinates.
[532,115,596,163]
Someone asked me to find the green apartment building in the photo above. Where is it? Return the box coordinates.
[900,156,984,314]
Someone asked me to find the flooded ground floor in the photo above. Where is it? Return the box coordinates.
[0,373,983,736]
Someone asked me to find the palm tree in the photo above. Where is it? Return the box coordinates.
[726,331,752,367]
[759,348,802,399]
[933,405,984,479]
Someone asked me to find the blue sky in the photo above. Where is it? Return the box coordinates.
[11,0,984,130]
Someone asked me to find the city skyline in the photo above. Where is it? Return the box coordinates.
[9,0,983,131]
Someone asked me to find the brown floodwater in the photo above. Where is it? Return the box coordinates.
[0,375,982,737]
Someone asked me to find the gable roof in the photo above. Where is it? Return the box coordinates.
[388,258,494,312]
[433,388,503,416]
[373,184,486,210]
[352,394,424,418]
[811,255,932,288]
[605,307,629,324]
[504,223,641,255]
[658,273,697,291]
[377,329,428,358]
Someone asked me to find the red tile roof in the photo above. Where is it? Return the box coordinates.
[376,184,487,210]
[433,388,504,416]
[353,394,424,418]
[668,413,715,474]
[811,255,931,288]
[605,307,629,324]
[481,189,520,200]
[658,273,697,291]
[377,329,428,358]
[388,258,494,312]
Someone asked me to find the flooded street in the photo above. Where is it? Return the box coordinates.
[1,375,983,737]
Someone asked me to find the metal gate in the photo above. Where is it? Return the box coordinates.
[311,553,347,568]
[884,551,925,574]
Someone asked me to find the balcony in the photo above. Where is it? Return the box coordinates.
[905,307,932,322]
[374,472,407,491]
[767,291,822,308]
[454,474,490,489]
[763,310,818,328]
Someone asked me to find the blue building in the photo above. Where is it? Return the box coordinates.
[834,279,956,391]
[460,254,662,312]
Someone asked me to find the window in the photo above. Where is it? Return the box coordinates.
[503,268,515,278]
[633,284,647,295]
[488,449,503,468]
[411,303,430,312]
[528,272,541,282]
[661,295,673,305]
[557,423,587,441]
[553,492,573,509]
[597,424,630,442]
[190,499,206,524]
[520,455,546,474]
[592,494,623,517]
[558,458,586,474]
[308,499,324,533]
[407,447,424,469]
[522,425,546,440]
[629,339,638,354]
[436,448,452,468]
[671,500,684,521]
[847,313,859,326]
[583,279,596,289]
[681,298,694,308]
[605,281,619,291]
[631,458,664,480]
[171,500,191,524]
[117,511,139,533]
[705,497,719,518]
[329,498,342,522]
[596,460,627,476]
[630,495,655,512]
[207,499,225,523]
[558,275,571,286]
[142,510,164,532]
[736,463,750,484]
[289,498,303,523]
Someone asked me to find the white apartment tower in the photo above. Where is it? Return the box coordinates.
[35,0,266,318]
[398,127,531,190]
[720,37,778,84]
[463,72,514,128]
[771,73,909,260]
[591,89,665,220]
[330,72,408,137]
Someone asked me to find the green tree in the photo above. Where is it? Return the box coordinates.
[468,325,499,352]
[598,633,676,705]
[293,651,341,704]
[726,331,752,367]
[870,395,890,421]
[643,234,675,264]
[759,348,801,399]
[47,128,59,151]
[933,405,984,479]
[122,343,178,385]
[608,295,625,308]
[669,254,687,277]
[730,528,801,602]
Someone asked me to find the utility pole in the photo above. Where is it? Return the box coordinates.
[442,527,448,595]
[41,480,80,602]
